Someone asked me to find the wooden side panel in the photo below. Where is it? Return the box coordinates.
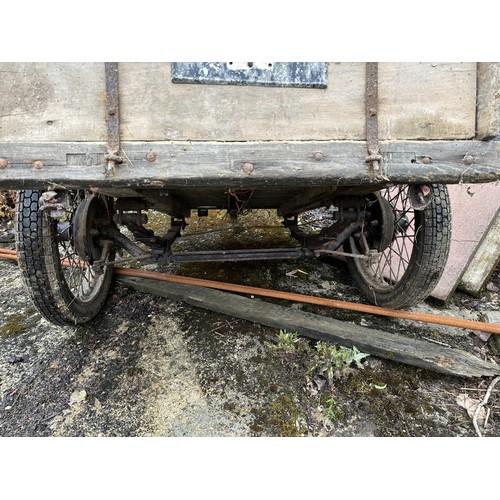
[0,62,106,142]
[0,62,477,142]
[476,62,500,139]
[378,62,476,140]
[119,62,477,141]
[118,62,366,141]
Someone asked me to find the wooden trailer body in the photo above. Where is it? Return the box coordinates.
[1,62,499,325]
[0,62,499,212]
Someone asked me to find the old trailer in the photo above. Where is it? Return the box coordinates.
[1,62,499,325]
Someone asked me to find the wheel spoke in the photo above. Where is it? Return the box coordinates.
[350,185,420,291]
[56,193,112,302]
[52,192,113,302]
[343,183,450,308]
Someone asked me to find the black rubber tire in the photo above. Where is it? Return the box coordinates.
[345,184,451,308]
[15,190,115,326]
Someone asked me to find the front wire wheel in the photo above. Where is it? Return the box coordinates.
[15,190,116,325]
[345,184,451,309]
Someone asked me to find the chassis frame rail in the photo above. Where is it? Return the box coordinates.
[0,140,499,190]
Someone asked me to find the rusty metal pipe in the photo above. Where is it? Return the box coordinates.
[1,248,499,335]
[112,267,500,335]
[0,249,17,261]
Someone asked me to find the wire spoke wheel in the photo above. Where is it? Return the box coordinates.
[15,189,116,325]
[346,184,451,308]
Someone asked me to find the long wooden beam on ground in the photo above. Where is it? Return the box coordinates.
[116,274,500,378]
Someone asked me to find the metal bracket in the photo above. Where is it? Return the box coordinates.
[365,62,383,173]
[104,62,123,174]
[408,184,434,210]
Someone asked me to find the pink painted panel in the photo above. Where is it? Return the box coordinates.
[431,183,500,301]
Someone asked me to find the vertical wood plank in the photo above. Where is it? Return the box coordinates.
[476,62,500,140]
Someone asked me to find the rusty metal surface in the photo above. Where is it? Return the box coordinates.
[104,62,123,171]
[169,248,306,263]
[171,62,328,88]
[365,62,382,172]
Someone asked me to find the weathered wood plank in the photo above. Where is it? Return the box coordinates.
[0,62,106,142]
[476,63,500,140]
[0,62,477,142]
[0,140,499,191]
[117,275,500,378]
[378,62,476,140]
[109,62,479,141]
[460,207,500,294]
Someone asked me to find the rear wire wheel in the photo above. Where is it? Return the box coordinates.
[345,184,451,308]
[15,189,116,325]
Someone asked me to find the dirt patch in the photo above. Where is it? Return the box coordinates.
[1,211,500,437]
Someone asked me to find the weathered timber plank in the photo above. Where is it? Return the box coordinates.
[476,63,500,140]
[116,275,500,378]
[0,140,499,191]
[108,62,478,141]
[0,62,476,142]
[460,207,500,294]
[0,63,106,142]
[377,62,476,140]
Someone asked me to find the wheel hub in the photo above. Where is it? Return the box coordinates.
[367,193,395,252]
[73,195,110,262]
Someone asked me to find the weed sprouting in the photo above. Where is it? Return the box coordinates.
[315,342,369,369]
[268,331,369,370]
[323,394,344,421]
[266,330,309,354]
[310,342,369,386]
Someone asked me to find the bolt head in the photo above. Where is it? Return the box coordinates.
[33,160,44,169]
[463,154,475,165]
[145,152,157,162]
[313,152,324,161]
[242,162,254,174]
[0,158,8,169]
[420,184,431,196]
[421,156,432,165]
